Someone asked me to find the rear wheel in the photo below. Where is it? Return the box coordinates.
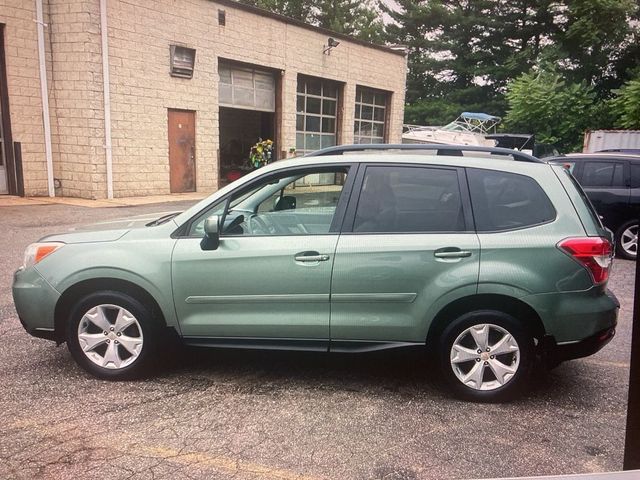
[615,221,637,260]
[66,291,160,379]
[438,310,534,402]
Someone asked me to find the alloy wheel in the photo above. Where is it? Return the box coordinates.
[77,304,144,369]
[449,323,520,391]
[620,224,638,258]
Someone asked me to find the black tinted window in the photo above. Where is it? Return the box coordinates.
[631,163,640,188]
[581,161,625,187]
[353,166,465,233]
[467,169,556,232]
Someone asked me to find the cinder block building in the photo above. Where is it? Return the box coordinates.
[0,0,407,199]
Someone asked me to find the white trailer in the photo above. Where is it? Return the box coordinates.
[583,130,640,153]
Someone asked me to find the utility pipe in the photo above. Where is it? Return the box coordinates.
[100,0,113,199]
[35,0,54,197]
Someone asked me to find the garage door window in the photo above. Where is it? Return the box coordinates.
[296,76,339,154]
[354,87,388,144]
[219,65,275,112]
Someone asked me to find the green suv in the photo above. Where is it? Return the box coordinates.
[13,145,618,401]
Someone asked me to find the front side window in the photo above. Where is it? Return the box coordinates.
[189,167,349,237]
[354,87,388,144]
[353,166,465,233]
[467,168,556,232]
[296,76,339,154]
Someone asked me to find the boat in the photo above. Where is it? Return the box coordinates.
[402,112,501,147]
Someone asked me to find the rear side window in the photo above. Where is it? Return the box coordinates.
[581,161,625,187]
[467,168,556,232]
[631,163,640,188]
[353,165,465,233]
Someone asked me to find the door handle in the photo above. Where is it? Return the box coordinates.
[434,249,472,259]
[294,252,330,262]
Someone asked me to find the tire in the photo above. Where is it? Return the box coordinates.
[438,310,534,402]
[615,221,638,260]
[66,290,160,380]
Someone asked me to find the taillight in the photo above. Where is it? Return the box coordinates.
[558,237,613,285]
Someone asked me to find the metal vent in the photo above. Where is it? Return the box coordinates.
[169,45,196,79]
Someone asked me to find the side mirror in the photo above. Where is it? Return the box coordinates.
[201,215,221,251]
[275,195,296,211]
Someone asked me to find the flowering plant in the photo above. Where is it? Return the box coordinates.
[249,138,274,168]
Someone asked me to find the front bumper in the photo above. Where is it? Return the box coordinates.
[12,267,60,341]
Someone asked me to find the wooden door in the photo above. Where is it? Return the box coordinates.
[168,109,196,193]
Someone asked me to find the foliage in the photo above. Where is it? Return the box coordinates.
[237,0,384,41]
[249,139,274,169]
[610,75,640,129]
[503,70,597,152]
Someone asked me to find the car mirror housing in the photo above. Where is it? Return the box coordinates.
[201,215,221,250]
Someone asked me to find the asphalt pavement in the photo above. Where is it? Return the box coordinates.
[0,202,633,480]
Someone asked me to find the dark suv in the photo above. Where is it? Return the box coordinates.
[549,153,640,259]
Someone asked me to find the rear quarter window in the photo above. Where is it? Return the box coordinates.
[467,168,556,232]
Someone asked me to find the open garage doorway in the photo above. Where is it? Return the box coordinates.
[218,62,278,188]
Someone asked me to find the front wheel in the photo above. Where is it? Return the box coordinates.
[66,291,160,380]
[438,311,534,402]
[615,221,638,260]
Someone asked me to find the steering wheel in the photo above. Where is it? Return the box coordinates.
[248,214,278,235]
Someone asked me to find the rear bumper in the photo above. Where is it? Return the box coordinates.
[542,289,618,363]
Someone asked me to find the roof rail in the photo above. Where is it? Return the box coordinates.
[304,143,544,163]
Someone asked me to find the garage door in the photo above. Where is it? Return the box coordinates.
[218,64,275,112]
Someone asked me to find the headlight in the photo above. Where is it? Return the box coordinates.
[23,242,64,269]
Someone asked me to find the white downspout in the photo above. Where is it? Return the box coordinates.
[35,0,54,197]
[100,0,113,199]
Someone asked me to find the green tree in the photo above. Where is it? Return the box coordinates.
[237,0,314,22]
[503,69,597,152]
[236,0,384,42]
[610,75,640,129]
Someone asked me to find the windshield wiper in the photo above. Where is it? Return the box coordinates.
[146,212,180,227]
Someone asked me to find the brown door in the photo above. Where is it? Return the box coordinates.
[168,109,196,193]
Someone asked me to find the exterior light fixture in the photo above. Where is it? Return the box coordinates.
[323,37,340,55]
[169,45,196,79]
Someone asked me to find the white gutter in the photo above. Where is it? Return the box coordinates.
[100,0,113,199]
[35,0,54,197]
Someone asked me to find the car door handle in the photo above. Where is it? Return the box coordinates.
[434,249,472,259]
[294,252,330,262]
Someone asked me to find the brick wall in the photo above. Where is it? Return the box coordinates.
[0,0,49,196]
[2,0,407,198]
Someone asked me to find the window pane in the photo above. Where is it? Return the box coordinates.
[219,66,232,84]
[373,107,385,122]
[374,93,387,106]
[321,135,336,148]
[354,121,360,136]
[323,99,336,116]
[307,78,321,95]
[296,133,305,150]
[305,134,320,151]
[233,86,254,106]
[323,83,338,98]
[306,97,321,114]
[362,90,375,104]
[296,114,304,131]
[297,80,305,93]
[297,95,305,113]
[582,162,616,187]
[354,166,465,233]
[322,117,335,133]
[233,69,253,88]
[361,105,374,120]
[306,116,320,132]
[219,84,233,104]
[467,168,556,231]
[372,123,384,138]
